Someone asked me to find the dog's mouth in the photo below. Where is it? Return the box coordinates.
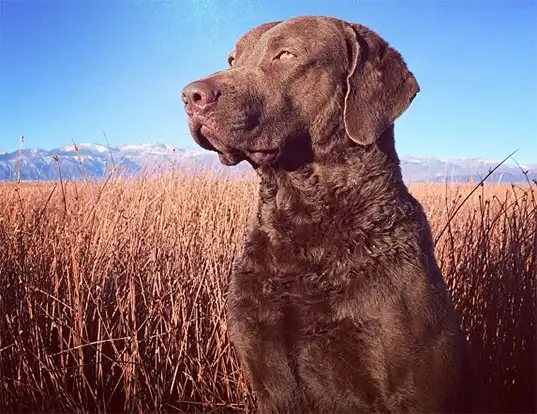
[247,149,279,166]
[190,121,280,167]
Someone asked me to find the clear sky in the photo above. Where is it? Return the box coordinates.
[1,0,536,163]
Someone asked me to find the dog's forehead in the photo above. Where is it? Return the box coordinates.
[232,21,280,56]
[232,16,345,56]
[271,16,342,37]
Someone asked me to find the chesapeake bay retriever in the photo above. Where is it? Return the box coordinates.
[182,15,475,414]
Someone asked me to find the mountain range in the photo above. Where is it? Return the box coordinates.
[0,142,535,184]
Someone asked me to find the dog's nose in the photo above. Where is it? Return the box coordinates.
[182,80,220,110]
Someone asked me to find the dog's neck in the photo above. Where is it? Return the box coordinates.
[257,125,405,208]
[246,125,440,281]
[253,125,414,247]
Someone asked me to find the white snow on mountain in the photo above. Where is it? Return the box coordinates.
[60,143,110,153]
[0,142,534,183]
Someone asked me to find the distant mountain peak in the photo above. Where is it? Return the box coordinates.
[0,142,534,183]
[60,143,111,153]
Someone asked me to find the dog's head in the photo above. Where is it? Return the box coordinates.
[182,16,419,168]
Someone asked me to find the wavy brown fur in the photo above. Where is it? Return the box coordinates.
[183,16,477,413]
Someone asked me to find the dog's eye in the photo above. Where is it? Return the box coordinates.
[228,55,235,67]
[274,51,296,61]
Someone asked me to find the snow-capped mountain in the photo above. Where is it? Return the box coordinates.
[0,142,535,183]
[0,143,244,182]
[399,155,537,183]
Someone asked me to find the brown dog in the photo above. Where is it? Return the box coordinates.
[182,15,475,414]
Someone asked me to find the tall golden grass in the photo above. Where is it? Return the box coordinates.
[0,171,535,413]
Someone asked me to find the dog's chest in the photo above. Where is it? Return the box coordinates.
[237,219,378,329]
[253,258,356,332]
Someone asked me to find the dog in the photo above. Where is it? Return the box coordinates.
[182,15,475,414]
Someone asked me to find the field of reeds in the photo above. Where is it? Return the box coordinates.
[0,170,535,413]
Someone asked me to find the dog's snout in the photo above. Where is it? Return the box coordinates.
[182,80,220,110]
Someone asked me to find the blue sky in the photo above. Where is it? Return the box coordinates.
[1,0,536,163]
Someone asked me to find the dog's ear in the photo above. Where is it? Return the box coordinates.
[343,23,419,145]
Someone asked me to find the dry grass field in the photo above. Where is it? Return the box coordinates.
[0,170,535,413]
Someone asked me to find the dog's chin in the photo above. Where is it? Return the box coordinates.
[193,125,246,166]
[218,152,245,166]
[247,149,280,167]
[190,123,280,168]
[219,149,281,167]
[218,149,280,168]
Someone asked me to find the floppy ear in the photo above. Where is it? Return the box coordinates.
[343,23,420,145]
